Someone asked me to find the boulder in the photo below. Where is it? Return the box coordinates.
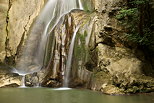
[90,44,154,94]
[0,63,21,87]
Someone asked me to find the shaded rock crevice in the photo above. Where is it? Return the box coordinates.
[5,0,12,59]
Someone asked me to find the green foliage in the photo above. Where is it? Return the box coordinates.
[116,0,153,46]
[130,0,149,5]
[126,32,152,46]
[116,8,138,20]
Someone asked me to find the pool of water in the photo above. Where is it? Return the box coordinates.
[0,88,153,103]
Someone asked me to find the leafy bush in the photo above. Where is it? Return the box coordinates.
[116,0,154,46]
[116,8,138,20]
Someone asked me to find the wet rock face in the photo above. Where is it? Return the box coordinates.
[0,0,45,63]
[0,63,21,87]
[25,0,154,94]
[25,10,92,87]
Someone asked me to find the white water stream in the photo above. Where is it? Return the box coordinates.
[63,27,80,87]
[20,75,26,88]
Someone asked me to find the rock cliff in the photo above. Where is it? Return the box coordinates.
[0,0,45,87]
[0,0,154,94]
[25,0,154,94]
[0,0,45,63]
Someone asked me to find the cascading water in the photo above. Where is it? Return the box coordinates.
[63,27,80,87]
[15,0,59,74]
[12,68,26,87]
[15,0,83,87]
[20,75,26,88]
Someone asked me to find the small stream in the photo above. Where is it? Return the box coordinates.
[0,88,153,103]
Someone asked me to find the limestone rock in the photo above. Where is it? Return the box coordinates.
[101,85,124,95]
[0,0,45,63]
[93,44,154,94]
[0,73,21,87]
[25,9,92,87]
[0,63,21,87]
[82,0,154,94]
[81,0,127,12]
[0,0,9,62]
[24,1,154,94]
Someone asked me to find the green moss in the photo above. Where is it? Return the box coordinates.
[73,30,91,71]
[81,0,95,12]
[74,31,88,59]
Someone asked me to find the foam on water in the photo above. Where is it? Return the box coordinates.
[53,87,72,90]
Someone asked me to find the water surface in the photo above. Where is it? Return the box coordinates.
[0,88,153,103]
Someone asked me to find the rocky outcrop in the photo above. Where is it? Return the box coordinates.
[24,0,154,94]
[0,0,9,62]
[90,44,154,94]
[0,0,45,87]
[0,63,21,87]
[25,9,92,87]
[85,0,154,94]
[0,0,45,63]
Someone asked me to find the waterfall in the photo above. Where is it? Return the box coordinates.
[12,68,27,87]
[15,0,58,74]
[79,0,83,9]
[63,27,79,87]
[15,0,83,75]
[20,75,26,88]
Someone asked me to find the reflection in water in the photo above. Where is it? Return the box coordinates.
[0,88,154,103]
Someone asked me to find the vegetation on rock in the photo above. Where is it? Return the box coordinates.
[116,0,154,46]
